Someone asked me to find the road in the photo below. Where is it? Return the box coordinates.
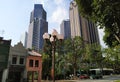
[41,75,120,82]
[75,75,120,82]
[103,75,120,80]
[76,80,114,82]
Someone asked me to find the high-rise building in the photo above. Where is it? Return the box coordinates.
[20,32,28,48]
[60,19,71,39]
[69,1,100,44]
[27,4,48,51]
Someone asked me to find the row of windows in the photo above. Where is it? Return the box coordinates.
[12,57,40,68]
[12,56,24,65]
[29,59,39,67]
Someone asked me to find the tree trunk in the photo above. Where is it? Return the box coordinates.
[114,34,120,43]
[73,66,76,79]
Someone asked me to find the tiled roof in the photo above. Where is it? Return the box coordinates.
[28,51,42,57]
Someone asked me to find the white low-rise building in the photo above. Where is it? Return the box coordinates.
[8,42,27,82]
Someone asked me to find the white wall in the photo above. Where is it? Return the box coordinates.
[2,69,8,82]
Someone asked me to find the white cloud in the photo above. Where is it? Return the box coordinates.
[54,0,64,5]
[50,7,68,24]
[47,0,70,33]
[48,6,68,33]
[34,0,49,6]
[34,0,41,3]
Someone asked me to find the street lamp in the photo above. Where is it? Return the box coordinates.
[43,29,64,82]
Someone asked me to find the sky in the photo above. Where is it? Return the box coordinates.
[0,0,106,47]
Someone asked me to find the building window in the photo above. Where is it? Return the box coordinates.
[29,59,33,67]
[19,57,24,65]
[35,60,39,67]
[12,56,17,64]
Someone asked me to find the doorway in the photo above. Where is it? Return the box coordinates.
[8,71,21,82]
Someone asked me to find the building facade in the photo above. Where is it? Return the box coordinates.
[8,42,27,82]
[27,4,48,51]
[69,1,100,44]
[26,50,42,82]
[0,37,11,82]
[7,42,42,82]
[60,19,71,39]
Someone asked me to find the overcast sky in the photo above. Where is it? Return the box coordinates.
[0,0,106,47]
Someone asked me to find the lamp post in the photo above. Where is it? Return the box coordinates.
[43,29,63,82]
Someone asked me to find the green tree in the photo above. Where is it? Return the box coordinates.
[42,39,52,79]
[75,0,120,47]
[42,53,51,79]
[85,43,103,69]
[55,54,70,79]
[103,47,115,68]
[64,36,84,79]
[42,36,65,79]
[103,45,120,73]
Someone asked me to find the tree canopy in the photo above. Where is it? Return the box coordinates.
[76,0,120,47]
[64,36,84,78]
[103,45,120,73]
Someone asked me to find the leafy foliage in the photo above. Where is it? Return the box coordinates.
[84,43,103,69]
[42,39,52,79]
[42,37,65,80]
[103,45,120,73]
[64,36,84,78]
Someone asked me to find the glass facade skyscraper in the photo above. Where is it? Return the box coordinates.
[60,19,71,39]
[27,4,48,51]
[69,1,100,44]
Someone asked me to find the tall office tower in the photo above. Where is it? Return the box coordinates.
[20,32,28,48]
[27,4,48,51]
[60,19,71,39]
[69,1,99,44]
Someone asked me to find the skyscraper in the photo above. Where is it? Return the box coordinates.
[27,4,48,51]
[60,19,71,39]
[69,1,99,44]
[20,32,28,48]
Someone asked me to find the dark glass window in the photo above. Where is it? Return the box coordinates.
[12,57,17,64]
[35,60,39,67]
[19,57,24,65]
[29,59,33,67]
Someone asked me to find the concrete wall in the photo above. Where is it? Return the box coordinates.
[2,69,8,82]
